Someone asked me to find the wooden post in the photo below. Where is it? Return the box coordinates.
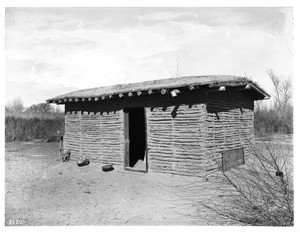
[95,97,99,101]
[137,91,142,96]
[128,92,133,97]
[119,93,124,98]
[148,90,153,95]
[60,136,63,149]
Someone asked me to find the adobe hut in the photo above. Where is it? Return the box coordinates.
[46,75,269,177]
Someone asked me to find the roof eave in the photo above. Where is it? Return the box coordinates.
[248,83,271,100]
[46,83,270,105]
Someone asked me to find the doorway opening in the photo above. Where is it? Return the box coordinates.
[124,107,147,172]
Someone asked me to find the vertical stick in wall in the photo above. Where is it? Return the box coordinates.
[79,111,82,156]
[64,114,67,152]
[238,107,242,148]
[123,110,129,168]
[171,111,176,173]
[144,108,148,173]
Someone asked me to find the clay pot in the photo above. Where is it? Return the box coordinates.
[77,155,90,167]
[102,164,114,172]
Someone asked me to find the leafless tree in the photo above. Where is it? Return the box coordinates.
[254,69,293,134]
[266,68,292,112]
[6,97,25,115]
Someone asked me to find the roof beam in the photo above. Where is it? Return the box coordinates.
[218,86,226,91]
[170,89,180,97]
[161,89,167,94]
[245,83,251,89]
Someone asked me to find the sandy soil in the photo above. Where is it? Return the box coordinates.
[5,141,228,226]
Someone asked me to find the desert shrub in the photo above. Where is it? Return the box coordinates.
[174,133,293,226]
[5,99,65,141]
[254,103,293,135]
[201,137,293,226]
[5,115,65,141]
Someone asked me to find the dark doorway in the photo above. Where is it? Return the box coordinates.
[124,108,147,172]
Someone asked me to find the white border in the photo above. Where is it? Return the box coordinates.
[2,0,296,7]
[1,1,299,232]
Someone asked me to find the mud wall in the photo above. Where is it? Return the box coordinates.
[64,90,254,177]
[205,91,254,174]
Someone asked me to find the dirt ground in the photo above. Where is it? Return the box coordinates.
[5,141,229,226]
[5,136,293,226]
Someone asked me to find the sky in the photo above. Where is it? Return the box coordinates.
[5,7,293,107]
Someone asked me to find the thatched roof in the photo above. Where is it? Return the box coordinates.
[46,75,270,104]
